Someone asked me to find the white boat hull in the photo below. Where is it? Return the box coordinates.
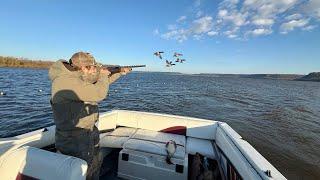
[0,110,286,180]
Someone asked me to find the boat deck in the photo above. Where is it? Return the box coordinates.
[41,127,222,180]
[100,149,123,180]
[99,148,222,180]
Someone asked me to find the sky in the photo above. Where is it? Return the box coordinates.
[0,0,319,74]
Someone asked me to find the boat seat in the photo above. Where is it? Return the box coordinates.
[186,137,216,159]
[123,129,186,159]
[0,146,87,180]
[100,127,137,148]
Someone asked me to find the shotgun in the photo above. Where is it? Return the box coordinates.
[97,64,146,74]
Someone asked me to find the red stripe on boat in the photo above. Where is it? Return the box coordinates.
[16,173,39,180]
[159,126,186,135]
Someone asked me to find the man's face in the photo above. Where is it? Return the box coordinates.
[80,65,100,83]
[81,65,97,75]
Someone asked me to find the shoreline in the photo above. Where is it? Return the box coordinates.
[0,56,54,69]
[1,55,319,82]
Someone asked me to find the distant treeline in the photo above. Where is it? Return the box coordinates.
[297,72,320,82]
[0,56,54,69]
[194,73,320,82]
[194,73,303,80]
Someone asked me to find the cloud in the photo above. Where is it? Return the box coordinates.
[160,16,215,42]
[252,18,274,26]
[303,0,320,19]
[218,9,228,17]
[207,31,218,36]
[280,18,310,34]
[216,0,318,38]
[177,16,187,23]
[157,0,319,42]
[217,9,248,27]
[242,0,299,16]
[285,13,303,20]
[302,25,317,31]
[247,28,273,36]
[227,34,238,39]
[161,29,188,43]
[191,16,213,34]
[281,13,314,33]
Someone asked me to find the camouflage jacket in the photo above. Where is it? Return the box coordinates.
[49,60,121,149]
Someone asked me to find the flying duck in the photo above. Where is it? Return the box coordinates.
[154,51,164,59]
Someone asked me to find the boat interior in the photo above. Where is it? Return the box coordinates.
[39,125,222,180]
[0,110,286,180]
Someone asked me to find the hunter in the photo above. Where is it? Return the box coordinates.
[49,52,131,179]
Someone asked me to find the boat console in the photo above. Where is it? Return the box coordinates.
[118,129,188,179]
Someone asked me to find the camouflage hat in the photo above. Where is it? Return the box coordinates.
[70,52,97,68]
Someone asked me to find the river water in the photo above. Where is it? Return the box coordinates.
[0,67,319,179]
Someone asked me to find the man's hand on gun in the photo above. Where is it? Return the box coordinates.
[99,67,132,76]
[100,68,111,76]
[120,67,132,75]
[97,64,143,77]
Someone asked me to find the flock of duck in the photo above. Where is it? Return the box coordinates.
[154,51,186,67]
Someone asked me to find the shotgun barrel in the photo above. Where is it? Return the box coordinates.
[98,64,146,74]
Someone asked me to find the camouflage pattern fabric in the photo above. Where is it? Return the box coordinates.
[49,59,121,180]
